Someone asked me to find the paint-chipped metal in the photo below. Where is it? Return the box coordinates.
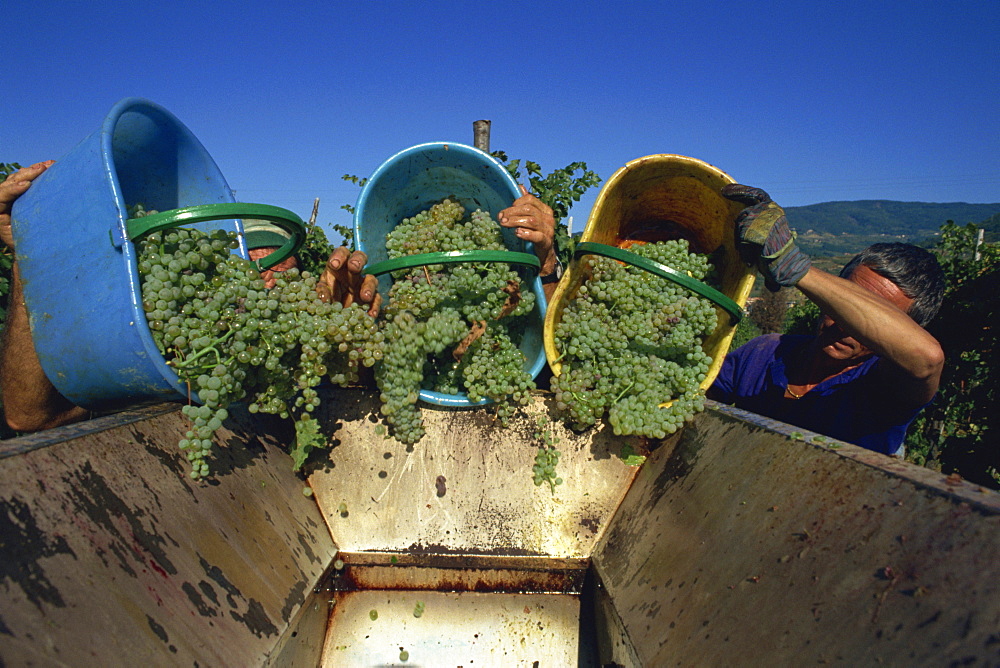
[0,403,336,667]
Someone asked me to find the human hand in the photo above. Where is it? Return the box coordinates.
[1,161,55,248]
[248,247,299,290]
[316,246,382,317]
[498,185,558,276]
[721,184,811,291]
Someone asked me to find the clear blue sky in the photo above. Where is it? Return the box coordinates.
[6,0,998,242]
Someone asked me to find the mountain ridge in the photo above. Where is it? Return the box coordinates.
[781,200,1000,256]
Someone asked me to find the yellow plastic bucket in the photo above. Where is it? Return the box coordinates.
[543,154,754,390]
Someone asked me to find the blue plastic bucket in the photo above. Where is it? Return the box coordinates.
[354,142,547,407]
[10,98,255,409]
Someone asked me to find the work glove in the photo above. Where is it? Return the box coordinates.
[721,184,811,292]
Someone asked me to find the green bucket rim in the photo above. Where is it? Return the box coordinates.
[364,249,541,277]
[126,202,306,271]
[574,242,743,325]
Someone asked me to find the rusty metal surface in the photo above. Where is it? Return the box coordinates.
[326,552,589,594]
[308,390,642,558]
[593,402,1000,666]
[321,590,583,667]
[0,405,336,667]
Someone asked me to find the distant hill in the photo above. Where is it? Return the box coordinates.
[783,201,1000,257]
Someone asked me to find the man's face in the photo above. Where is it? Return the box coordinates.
[248,247,298,289]
[814,264,915,363]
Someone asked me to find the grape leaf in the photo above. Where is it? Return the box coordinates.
[292,416,327,471]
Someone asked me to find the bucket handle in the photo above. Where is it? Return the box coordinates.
[125,203,306,271]
[574,242,743,325]
[363,249,540,277]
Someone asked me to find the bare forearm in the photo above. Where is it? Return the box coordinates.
[796,267,944,388]
[0,266,88,431]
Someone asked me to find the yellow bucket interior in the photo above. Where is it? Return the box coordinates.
[544,154,755,389]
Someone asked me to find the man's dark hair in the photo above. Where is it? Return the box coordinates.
[840,242,945,326]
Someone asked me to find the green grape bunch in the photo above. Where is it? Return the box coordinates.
[532,446,563,493]
[551,240,718,438]
[376,200,539,445]
[532,415,563,493]
[133,211,383,479]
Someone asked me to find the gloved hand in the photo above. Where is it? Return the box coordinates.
[722,184,811,291]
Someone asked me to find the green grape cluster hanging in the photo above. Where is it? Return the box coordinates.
[551,240,718,438]
[134,211,383,479]
[376,200,538,445]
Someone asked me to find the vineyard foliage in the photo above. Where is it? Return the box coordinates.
[489,153,601,268]
[293,205,338,278]
[905,222,999,487]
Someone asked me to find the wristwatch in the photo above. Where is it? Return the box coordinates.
[540,257,564,284]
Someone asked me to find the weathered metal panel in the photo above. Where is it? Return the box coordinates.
[591,575,643,668]
[265,587,333,668]
[320,590,583,667]
[593,402,1000,666]
[0,404,336,667]
[308,390,643,558]
[5,390,999,667]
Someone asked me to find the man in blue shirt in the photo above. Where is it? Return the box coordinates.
[707,185,946,456]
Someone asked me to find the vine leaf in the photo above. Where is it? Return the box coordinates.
[292,416,326,471]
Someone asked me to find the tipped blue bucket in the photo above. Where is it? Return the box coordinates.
[10,98,256,409]
[354,142,547,407]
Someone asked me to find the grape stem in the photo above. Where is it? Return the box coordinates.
[613,381,635,404]
[171,329,236,371]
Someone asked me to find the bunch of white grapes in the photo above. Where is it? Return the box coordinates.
[551,240,717,438]
[376,200,538,445]
[135,217,383,478]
